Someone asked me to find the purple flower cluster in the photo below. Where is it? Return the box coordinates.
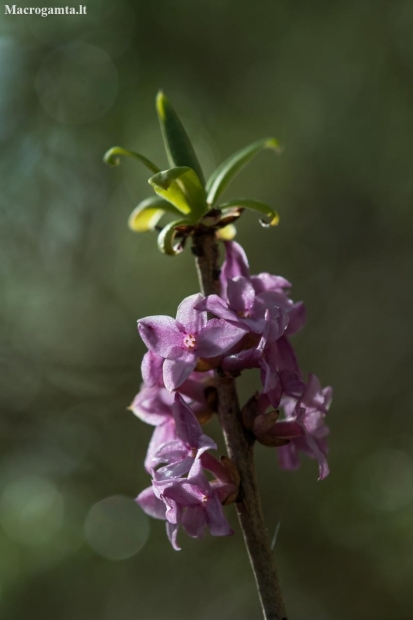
[134,241,332,549]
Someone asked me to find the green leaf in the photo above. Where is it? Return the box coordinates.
[128,196,182,232]
[148,167,207,220]
[156,91,205,185]
[206,138,282,205]
[218,199,280,227]
[157,219,191,255]
[103,146,160,174]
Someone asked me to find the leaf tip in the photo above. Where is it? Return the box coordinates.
[156,90,167,121]
[128,201,165,232]
[157,218,189,255]
[148,171,169,191]
[103,147,120,166]
[264,138,283,154]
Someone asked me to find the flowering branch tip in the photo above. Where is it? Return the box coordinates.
[110,94,333,620]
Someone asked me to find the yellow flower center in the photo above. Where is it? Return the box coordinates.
[183,334,196,349]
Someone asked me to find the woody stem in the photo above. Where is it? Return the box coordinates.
[191,230,288,620]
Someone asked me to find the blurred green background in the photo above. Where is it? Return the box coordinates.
[1,0,413,618]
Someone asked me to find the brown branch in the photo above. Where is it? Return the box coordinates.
[191,230,288,620]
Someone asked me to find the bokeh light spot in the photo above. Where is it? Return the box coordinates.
[84,495,149,560]
[0,476,64,546]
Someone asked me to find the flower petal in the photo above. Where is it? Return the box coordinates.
[171,393,216,454]
[144,419,177,471]
[200,452,233,483]
[162,496,182,525]
[156,456,195,480]
[195,295,238,323]
[130,386,173,426]
[301,374,324,409]
[205,493,233,536]
[251,273,291,294]
[196,320,247,358]
[181,505,207,538]
[180,372,213,404]
[161,480,204,506]
[220,241,250,297]
[277,443,300,471]
[223,344,263,372]
[286,302,306,335]
[186,458,210,493]
[280,370,306,398]
[166,521,181,551]
[172,394,203,445]
[269,336,302,376]
[227,276,255,313]
[153,439,188,465]
[136,486,166,520]
[302,433,330,480]
[141,351,164,387]
[163,352,197,391]
[138,316,182,359]
[176,293,206,333]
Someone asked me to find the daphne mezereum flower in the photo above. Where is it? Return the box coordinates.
[136,397,235,549]
[152,458,233,550]
[137,293,247,391]
[195,279,289,341]
[134,351,216,418]
[219,241,306,337]
[137,456,236,550]
[277,374,331,480]
[259,336,306,408]
[220,311,305,409]
[134,237,332,550]
[151,393,216,480]
[130,351,215,471]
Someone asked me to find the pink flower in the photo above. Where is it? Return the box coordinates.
[220,241,306,336]
[138,293,247,391]
[136,399,236,550]
[278,375,331,480]
[130,352,215,471]
[135,238,333,553]
[152,459,233,550]
[152,394,216,480]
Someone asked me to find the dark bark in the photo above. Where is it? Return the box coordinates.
[192,231,288,620]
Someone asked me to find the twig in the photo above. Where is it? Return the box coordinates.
[192,230,288,620]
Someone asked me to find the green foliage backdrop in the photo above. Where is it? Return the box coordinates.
[1,1,412,618]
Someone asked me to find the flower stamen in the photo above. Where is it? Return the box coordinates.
[183,334,197,349]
